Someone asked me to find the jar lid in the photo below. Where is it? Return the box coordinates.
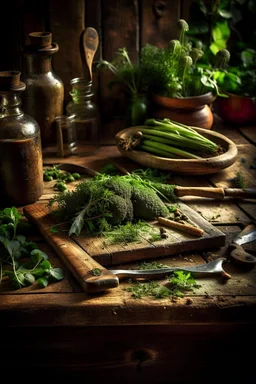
[0,71,26,92]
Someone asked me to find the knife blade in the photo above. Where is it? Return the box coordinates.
[233,224,256,245]
[110,258,231,280]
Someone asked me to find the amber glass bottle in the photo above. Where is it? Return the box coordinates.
[22,32,64,147]
[0,71,44,206]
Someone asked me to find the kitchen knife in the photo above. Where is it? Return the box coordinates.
[232,223,256,245]
[84,257,231,293]
[174,186,256,199]
[229,224,256,266]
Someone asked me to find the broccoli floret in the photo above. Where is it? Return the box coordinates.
[131,183,169,220]
[150,181,177,202]
[125,197,134,222]
[107,195,130,225]
[103,176,132,200]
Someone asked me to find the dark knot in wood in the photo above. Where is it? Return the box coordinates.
[153,1,167,18]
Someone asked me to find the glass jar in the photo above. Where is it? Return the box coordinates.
[0,71,44,206]
[66,78,100,156]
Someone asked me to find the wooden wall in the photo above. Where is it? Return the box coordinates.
[0,0,194,142]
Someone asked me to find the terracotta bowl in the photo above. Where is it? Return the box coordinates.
[151,92,216,130]
[116,126,238,175]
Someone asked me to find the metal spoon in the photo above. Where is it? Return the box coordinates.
[80,27,99,81]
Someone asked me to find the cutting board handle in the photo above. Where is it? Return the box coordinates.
[23,204,119,293]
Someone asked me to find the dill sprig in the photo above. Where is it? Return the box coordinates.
[233,172,247,188]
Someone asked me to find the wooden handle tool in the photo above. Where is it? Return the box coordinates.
[174,186,256,199]
[157,216,204,237]
[80,27,99,81]
[112,162,256,200]
[23,204,119,293]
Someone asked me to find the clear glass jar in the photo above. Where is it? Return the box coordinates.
[66,78,100,156]
[0,71,44,206]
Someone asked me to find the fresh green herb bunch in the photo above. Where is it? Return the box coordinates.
[0,207,64,289]
[139,19,230,97]
[48,172,178,237]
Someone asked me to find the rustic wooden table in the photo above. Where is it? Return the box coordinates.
[1,117,256,384]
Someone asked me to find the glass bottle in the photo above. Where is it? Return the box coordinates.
[66,78,100,155]
[21,32,64,148]
[0,71,44,206]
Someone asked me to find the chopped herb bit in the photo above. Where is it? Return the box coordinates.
[90,268,102,276]
[137,261,169,270]
[233,172,247,188]
[125,281,171,299]
[103,221,162,245]
[125,270,201,299]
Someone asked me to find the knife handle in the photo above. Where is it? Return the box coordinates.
[224,188,256,199]
[174,186,225,199]
[23,204,119,293]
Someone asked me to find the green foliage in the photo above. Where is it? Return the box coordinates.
[233,172,247,188]
[139,19,230,98]
[48,170,177,239]
[0,207,64,289]
[187,0,256,98]
[97,48,148,126]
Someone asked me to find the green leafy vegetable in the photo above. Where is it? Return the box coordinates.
[0,207,64,289]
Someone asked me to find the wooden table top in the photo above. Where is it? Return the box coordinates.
[1,117,256,327]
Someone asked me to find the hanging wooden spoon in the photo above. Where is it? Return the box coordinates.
[80,27,99,81]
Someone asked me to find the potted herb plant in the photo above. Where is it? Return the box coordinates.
[139,19,230,129]
[97,19,230,129]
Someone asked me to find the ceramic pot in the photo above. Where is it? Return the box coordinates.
[22,32,64,147]
[151,92,216,129]
[214,93,256,125]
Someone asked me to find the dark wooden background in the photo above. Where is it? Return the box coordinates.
[1,0,194,141]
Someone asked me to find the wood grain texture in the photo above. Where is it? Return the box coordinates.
[1,324,255,383]
[23,203,119,292]
[140,0,180,47]
[49,0,85,103]
[23,201,225,269]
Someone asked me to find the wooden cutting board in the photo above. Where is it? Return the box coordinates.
[23,202,225,266]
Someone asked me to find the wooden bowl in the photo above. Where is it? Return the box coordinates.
[115,126,238,175]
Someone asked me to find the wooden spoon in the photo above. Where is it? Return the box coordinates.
[80,27,99,81]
